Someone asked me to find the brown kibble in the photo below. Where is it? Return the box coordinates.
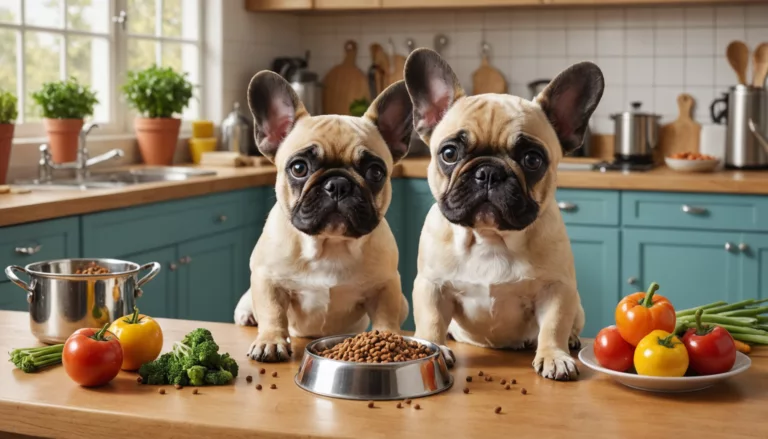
[256,384,262,390]
[315,330,432,363]
[466,376,472,382]
[259,368,266,375]
[158,388,165,395]
[512,379,517,384]
[367,401,375,408]
[521,388,527,395]
[270,384,277,389]
[246,375,253,383]
[174,384,182,390]
[500,379,506,385]
[505,384,511,390]
[405,399,412,405]
[272,371,278,378]
[137,377,143,384]
[396,402,403,409]
[192,389,199,395]
[478,371,484,376]
[414,404,421,410]
[495,406,502,414]
[463,387,469,394]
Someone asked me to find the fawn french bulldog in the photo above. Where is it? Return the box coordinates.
[234,71,412,362]
[404,49,604,380]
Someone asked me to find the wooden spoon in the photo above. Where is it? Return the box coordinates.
[753,42,768,88]
[727,41,750,85]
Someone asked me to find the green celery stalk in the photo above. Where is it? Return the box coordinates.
[685,323,768,335]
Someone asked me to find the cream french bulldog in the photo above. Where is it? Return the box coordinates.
[234,71,412,362]
[404,49,604,380]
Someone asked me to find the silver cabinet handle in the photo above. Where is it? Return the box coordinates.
[15,244,41,255]
[217,215,228,223]
[557,201,577,212]
[725,242,734,252]
[169,263,177,271]
[682,205,708,215]
[738,243,749,252]
[627,277,637,285]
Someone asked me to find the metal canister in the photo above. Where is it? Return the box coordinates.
[723,85,768,169]
[221,102,258,156]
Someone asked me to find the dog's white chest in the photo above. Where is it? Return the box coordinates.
[447,229,534,286]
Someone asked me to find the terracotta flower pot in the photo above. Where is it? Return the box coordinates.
[43,118,84,163]
[134,117,181,165]
[0,123,14,185]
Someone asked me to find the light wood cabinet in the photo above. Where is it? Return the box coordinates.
[316,0,381,8]
[244,0,312,11]
[381,0,537,7]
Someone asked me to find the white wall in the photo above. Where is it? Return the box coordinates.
[298,4,768,134]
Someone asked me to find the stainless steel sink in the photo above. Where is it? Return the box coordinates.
[15,167,218,190]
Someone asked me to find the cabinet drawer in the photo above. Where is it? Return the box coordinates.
[555,189,620,226]
[622,192,768,232]
[0,217,80,270]
[0,280,28,311]
[82,189,265,256]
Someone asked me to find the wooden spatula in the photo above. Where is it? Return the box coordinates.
[656,93,701,163]
[472,44,507,95]
[322,40,369,115]
[727,41,750,85]
[387,40,406,85]
[370,43,390,96]
[752,42,768,87]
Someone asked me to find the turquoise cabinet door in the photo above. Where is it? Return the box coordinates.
[400,179,434,331]
[0,281,28,312]
[177,230,245,323]
[739,233,768,300]
[622,229,742,310]
[120,246,178,319]
[566,226,620,338]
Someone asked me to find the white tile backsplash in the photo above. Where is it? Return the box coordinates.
[292,3,766,131]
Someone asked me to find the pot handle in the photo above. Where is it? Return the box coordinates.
[5,265,34,303]
[135,262,161,298]
[748,119,768,154]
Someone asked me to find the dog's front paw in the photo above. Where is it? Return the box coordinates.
[533,348,579,381]
[247,334,292,362]
[234,307,256,326]
[568,334,582,351]
[438,345,455,368]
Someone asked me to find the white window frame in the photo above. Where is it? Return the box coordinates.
[0,0,205,140]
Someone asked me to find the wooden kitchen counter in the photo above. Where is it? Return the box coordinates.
[0,311,765,439]
[4,158,768,227]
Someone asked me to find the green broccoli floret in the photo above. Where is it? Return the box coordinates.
[139,353,171,385]
[219,353,239,378]
[187,365,207,386]
[204,368,234,386]
[181,328,214,348]
[166,356,190,386]
[194,340,221,368]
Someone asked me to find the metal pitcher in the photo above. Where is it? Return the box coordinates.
[717,85,768,169]
[221,102,257,156]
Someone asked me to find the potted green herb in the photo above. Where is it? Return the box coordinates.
[0,89,17,184]
[122,66,194,165]
[31,77,98,163]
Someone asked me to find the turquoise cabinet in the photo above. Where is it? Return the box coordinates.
[738,233,768,300]
[121,246,178,318]
[177,230,245,323]
[567,226,620,337]
[0,279,27,311]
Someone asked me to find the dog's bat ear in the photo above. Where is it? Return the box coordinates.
[247,71,309,162]
[364,81,413,164]
[404,48,465,144]
[535,62,604,154]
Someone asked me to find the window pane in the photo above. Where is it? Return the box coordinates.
[162,0,197,40]
[0,0,20,24]
[68,36,109,122]
[67,0,109,34]
[127,0,156,35]
[161,42,198,119]
[25,0,63,28]
[127,38,157,72]
[25,31,62,121]
[0,29,17,96]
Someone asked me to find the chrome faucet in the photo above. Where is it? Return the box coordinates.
[38,123,125,183]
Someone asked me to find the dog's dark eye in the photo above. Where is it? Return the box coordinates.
[523,152,543,171]
[290,160,309,178]
[440,146,459,164]
[365,164,385,183]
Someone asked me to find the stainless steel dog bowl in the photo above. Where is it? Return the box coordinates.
[295,334,453,400]
[5,258,161,344]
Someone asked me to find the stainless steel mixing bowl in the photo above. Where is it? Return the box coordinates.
[5,258,160,344]
[295,334,453,400]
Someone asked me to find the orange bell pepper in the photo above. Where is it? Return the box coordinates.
[615,282,676,346]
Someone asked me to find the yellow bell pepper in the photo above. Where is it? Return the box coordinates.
[634,329,689,377]
[108,307,163,371]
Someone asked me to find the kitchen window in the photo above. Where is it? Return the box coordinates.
[0,0,203,139]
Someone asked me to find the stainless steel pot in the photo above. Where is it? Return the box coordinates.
[721,85,768,169]
[5,259,161,344]
[611,102,661,164]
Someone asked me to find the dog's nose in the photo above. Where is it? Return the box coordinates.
[323,176,353,200]
[474,165,505,188]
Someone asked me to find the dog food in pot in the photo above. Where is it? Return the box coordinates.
[314,330,433,363]
[75,262,110,275]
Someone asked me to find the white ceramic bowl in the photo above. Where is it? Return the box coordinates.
[579,345,751,393]
[665,157,720,172]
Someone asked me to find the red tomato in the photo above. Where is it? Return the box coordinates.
[593,326,634,372]
[63,324,123,387]
[682,310,737,376]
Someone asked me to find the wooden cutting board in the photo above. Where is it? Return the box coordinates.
[472,55,507,95]
[388,52,406,85]
[370,43,390,96]
[656,93,701,162]
[322,40,369,115]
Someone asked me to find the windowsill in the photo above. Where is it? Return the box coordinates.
[12,130,195,146]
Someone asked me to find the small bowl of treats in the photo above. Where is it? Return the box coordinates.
[295,330,453,400]
[665,152,720,173]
